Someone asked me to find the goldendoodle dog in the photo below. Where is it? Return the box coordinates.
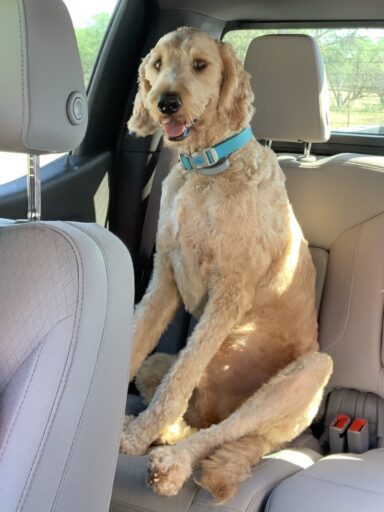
[120,26,333,502]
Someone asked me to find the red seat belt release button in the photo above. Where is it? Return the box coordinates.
[347,418,369,453]
[329,414,351,453]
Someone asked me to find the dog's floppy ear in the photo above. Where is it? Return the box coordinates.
[218,41,255,130]
[128,54,157,136]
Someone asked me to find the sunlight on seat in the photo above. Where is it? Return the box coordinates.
[326,454,363,462]
[275,208,303,294]
[266,449,316,469]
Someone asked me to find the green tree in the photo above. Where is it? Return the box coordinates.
[320,32,379,109]
[225,28,384,117]
[370,38,384,108]
[75,12,110,84]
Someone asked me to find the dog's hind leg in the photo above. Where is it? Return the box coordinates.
[200,430,292,503]
[147,351,332,498]
[199,433,272,503]
[135,353,177,405]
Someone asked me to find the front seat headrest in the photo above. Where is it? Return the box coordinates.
[0,0,88,155]
[245,34,330,143]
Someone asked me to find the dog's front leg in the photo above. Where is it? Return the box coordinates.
[129,253,181,381]
[120,276,249,455]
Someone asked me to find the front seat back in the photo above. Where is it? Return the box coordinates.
[0,1,134,511]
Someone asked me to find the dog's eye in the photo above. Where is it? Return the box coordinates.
[154,59,162,71]
[193,59,207,71]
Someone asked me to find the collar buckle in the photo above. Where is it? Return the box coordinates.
[180,147,219,171]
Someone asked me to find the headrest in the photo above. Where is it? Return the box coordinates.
[245,35,330,143]
[0,0,88,154]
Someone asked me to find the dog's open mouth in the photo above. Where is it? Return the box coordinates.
[162,120,192,141]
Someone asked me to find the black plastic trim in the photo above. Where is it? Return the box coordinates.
[0,152,112,221]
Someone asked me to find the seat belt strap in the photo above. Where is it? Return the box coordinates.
[139,146,179,261]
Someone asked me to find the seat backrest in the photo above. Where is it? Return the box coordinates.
[245,35,384,398]
[0,2,134,511]
[0,221,134,512]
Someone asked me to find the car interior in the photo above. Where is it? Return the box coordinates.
[1,0,384,511]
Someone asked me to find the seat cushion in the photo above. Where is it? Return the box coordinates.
[266,448,384,512]
[110,447,321,512]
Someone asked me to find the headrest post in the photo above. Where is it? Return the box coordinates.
[303,142,312,159]
[298,142,316,163]
[27,155,41,221]
[265,140,272,149]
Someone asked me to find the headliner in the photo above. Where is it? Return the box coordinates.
[159,0,384,23]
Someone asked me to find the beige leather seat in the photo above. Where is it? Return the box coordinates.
[246,35,384,511]
[0,1,134,511]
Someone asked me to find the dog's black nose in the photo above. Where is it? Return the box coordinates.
[157,93,182,115]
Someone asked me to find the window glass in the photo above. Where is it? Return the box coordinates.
[224,28,384,137]
[0,0,118,186]
[66,0,118,86]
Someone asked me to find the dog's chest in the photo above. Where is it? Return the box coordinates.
[161,183,214,314]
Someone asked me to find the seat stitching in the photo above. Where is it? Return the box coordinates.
[1,312,74,393]
[290,472,384,496]
[184,480,202,511]
[191,503,238,512]
[244,463,308,512]
[0,343,44,463]
[320,223,362,351]
[51,223,112,510]
[110,499,156,512]
[305,37,325,139]
[0,315,75,465]
[16,0,26,141]
[15,223,84,511]
[2,314,75,509]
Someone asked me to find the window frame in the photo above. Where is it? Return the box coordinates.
[223,20,384,155]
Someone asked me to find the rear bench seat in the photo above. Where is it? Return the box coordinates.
[110,35,384,512]
[266,449,384,511]
[249,35,384,511]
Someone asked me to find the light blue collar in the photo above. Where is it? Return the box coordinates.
[179,127,253,176]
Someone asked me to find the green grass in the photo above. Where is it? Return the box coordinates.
[329,109,383,131]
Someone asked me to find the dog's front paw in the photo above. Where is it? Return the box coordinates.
[147,446,193,496]
[120,416,149,455]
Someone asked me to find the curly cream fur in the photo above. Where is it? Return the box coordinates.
[121,27,333,502]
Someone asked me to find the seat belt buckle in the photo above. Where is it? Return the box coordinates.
[329,414,351,453]
[347,418,369,454]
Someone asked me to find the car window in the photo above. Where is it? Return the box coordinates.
[67,0,118,86]
[224,28,384,137]
[0,0,118,186]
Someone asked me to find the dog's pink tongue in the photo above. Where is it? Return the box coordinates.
[163,121,185,138]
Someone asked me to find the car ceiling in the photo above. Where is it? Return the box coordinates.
[158,0,384,22]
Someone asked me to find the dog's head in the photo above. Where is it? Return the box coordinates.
[128,27,254,149]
